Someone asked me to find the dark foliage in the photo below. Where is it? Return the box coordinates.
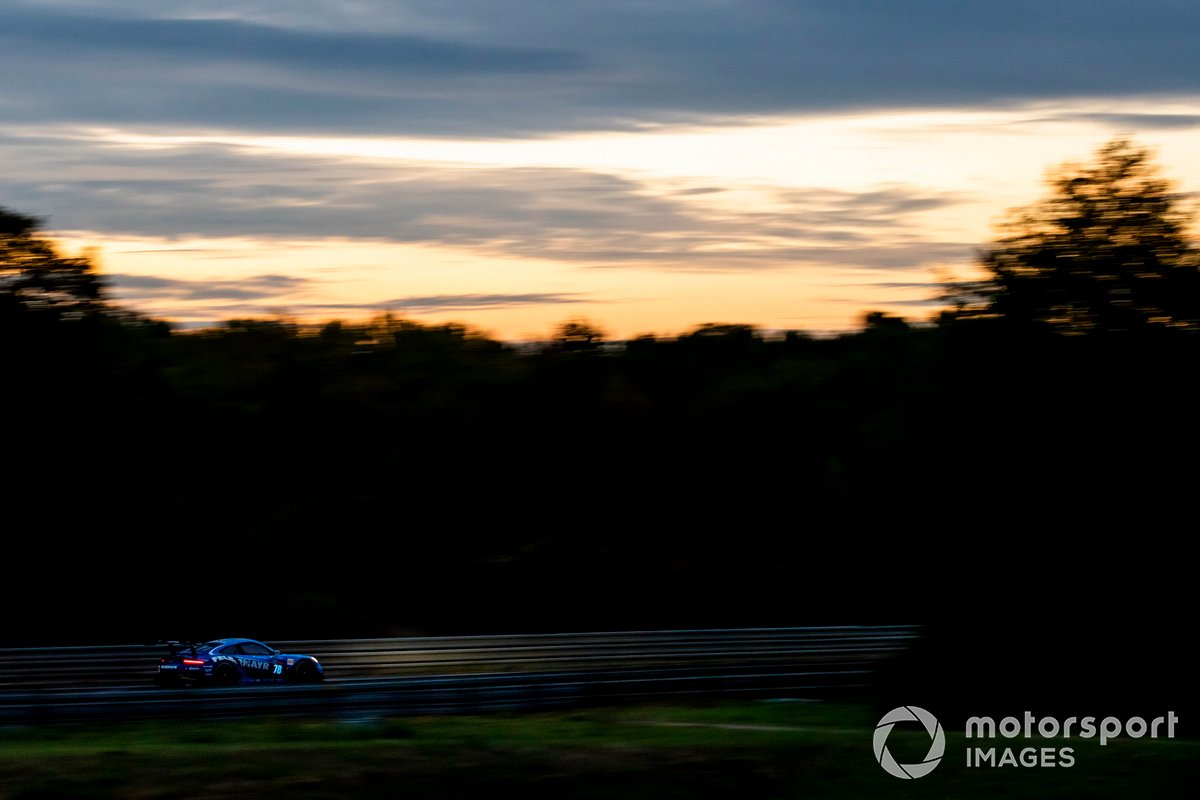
[1,207,104,324]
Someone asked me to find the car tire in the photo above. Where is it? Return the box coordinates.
[213,663,239,686]
[292,659,321,684]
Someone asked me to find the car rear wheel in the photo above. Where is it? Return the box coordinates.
[213,663,239,686]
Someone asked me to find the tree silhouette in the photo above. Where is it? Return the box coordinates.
[1,206,104,322]
[948,138,1200,333]
[551,319,606,352]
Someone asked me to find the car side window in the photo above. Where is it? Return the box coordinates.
[240,642,272,656]
[219,644,243,655]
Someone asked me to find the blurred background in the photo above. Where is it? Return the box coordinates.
[3,139,1196,725]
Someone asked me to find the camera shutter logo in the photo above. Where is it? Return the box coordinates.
[873,706,945,779]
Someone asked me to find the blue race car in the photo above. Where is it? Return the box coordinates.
[155,638,324,687]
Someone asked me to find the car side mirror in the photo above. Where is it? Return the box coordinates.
[273,650,281,655]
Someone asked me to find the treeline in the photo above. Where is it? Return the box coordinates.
[7,311,953,638]
[5,314,1195,632]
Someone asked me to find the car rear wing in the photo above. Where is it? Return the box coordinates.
[152,640,201,658]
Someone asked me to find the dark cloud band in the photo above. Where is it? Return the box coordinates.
[0,134,967,273]
[2,1,1197,136]
[107,272,310,301]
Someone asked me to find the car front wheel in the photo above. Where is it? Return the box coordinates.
[291,660,321,683]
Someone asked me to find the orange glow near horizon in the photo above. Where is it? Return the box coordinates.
[43,100,1200,340]
[59,234,956,339]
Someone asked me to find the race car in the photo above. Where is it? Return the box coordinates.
[155,638,324,687]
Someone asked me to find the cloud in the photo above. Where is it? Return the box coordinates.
[309,293,585,311]
[2,1,1199,136]
[107,272,310,301]
[1044,112,1200,130]
[873,297,945,307]
[102,269,585,320]
[3,8,579,75]
[0,5,585,136]
[859,281,944,290]
[0,134,969,273]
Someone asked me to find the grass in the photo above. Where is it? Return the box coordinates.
[0,700,1193,798]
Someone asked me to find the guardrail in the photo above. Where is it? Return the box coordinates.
[0,626,920,723]
[0,626,918,691]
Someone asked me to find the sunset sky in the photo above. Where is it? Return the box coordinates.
[3,1,1199,339]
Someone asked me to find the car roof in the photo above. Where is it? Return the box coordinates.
[212,637,262,646]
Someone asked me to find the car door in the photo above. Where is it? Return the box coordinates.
[212,643,245,679]
[237,640,281,679]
